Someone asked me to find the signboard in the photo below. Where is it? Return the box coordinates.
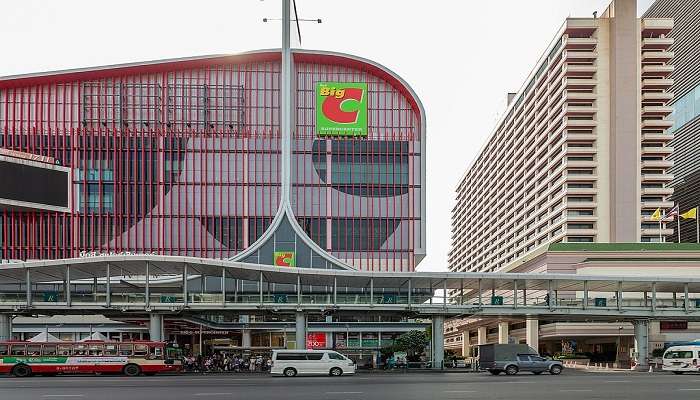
[379,294,397,304]
[594,298,607,307]
[660,321,688,331]
[273,294,288,303]
[274,251,295,267]
[316,82,368,137]
[307,332,327,349]
[160,295,177,303]
[43,292,59,302]
[491,296,504,305]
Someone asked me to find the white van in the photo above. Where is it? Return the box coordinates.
[662,345,700,374]
[270,349,355,377]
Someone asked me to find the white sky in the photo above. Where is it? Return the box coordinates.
[0,0,654,271]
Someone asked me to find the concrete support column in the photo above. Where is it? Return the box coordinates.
[633,319,650,370]
[149,313,163,342]
[498,321,509,344]
[477,326,487,345]
[432,315,445,369]
[295,312,307,350]
[0,314,11,341]
[526,319,539,352]
[242,329,252,349]
[461,332,469,357]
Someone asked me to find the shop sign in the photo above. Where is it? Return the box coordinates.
[307,332,327,349]
[594,298,607,307]
[273,294,288,303]
[379,294,397,304]
[316,82,367,137]
[660,321,688,331]
[43,291,59,302]
[160,295,177,303]
[274,251,295,267]
[491,296,503,305]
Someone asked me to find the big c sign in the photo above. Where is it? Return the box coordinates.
[316,82,367,137]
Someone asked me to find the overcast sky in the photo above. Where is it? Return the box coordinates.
[1,0,654,271]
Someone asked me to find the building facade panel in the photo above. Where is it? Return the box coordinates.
[0,51,425,271]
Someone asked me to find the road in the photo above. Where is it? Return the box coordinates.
[1,370,700,400]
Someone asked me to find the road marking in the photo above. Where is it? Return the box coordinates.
[679,389,700,391]
[560,389,593,392]
[42,396,85,398]
[193,393,233,397]
[324,392,363,395]
[444,390,477,393]
[606,380,632,383]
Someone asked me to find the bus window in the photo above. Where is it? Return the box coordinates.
[42,345,57,356]
[89,345,103,356]
[119,344,133,356]
[104,344,118,356]
[0,344,8,356]
[58,344,72,356]
[73,345,88,356]
[11,345,26,356]
[150,346,163,360]
[27,344,42,356]
[134,344,148,357]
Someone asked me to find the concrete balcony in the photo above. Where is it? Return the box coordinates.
[642,119,674,129]
[565,174,598,182]
[641,18,673,34]
[642,37,674,50]
[563,77,597,89]
[642,65,674,78]
[641,173,673,182]
[563,50,597,63]
[642,133,673,142]
[642,159,674,169]
[565,187,597,195]
[641,187,674,196]
[642,106,673,116]
[564,118,597,128]
[566,146,597,155]
[642,51,674,62]
[642,228,675,236]
[642,200,674,209]
[563,132,596,142]
[564,91,596,101]
[564,228,597,236]
[641,146,673,155]
[642,78,673,89]
[563,64,597,77]
[642,91,674,103]
[563,105,597,115]
[566,215,598,222]
[564,36,597,50]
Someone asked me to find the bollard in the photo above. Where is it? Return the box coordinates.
[649,366,653,373]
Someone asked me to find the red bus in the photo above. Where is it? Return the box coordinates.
[0,340,182,377]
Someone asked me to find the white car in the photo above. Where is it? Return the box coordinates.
[662,345,700,374]
[271,349,356,377]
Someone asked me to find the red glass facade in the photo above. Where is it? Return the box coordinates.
[0,50,425,271]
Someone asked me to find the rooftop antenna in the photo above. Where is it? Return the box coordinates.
[262,0,322,45]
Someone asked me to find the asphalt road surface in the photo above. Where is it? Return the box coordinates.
[2,370,700,400]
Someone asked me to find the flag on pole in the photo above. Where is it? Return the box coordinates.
[681,207,697,220]
[650,208,662,221]
[668,204,680,218]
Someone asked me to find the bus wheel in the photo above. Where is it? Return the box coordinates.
[12,364,32,378]
[283,367,297,377]
[123,364,142,377]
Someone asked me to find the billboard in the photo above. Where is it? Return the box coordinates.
[274,251,296,267]
[307,332,327,349]
[316,82,367,137]
[0,157,70,212]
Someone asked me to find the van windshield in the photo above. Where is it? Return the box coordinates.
[664,351,694,359]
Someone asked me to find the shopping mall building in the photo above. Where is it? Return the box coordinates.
[447,0,700,366]
[0,48,427,364]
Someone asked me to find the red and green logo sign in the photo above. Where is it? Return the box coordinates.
[316,82,367,137]
[274,251,296,267]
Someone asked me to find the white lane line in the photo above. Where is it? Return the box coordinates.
[679,389,700,391]
[444,390,477,393]
[193,393,233,397]
[42,396,85,398]
[605,380,632,383]
[324,392,363,395]
[560,389,593,392]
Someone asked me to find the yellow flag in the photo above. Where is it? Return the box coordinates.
[681,207,697,220]
[650,208,662,221]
